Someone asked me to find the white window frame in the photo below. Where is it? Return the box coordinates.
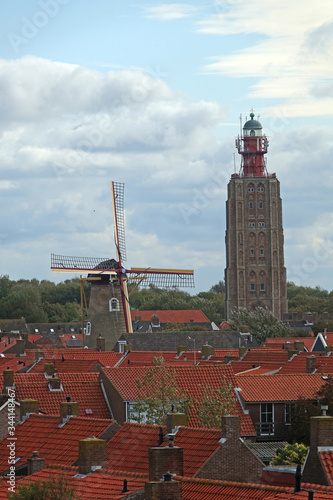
[109,298,120,312]
[260,403,274,436]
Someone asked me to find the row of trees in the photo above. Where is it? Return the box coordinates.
[0,274,332,327]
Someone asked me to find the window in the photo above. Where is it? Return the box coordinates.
[259,201,263,209]
[258,222,265,227]
[250,249,254,256]
[248,185,254,192]
[85,322,91,336]
[260,248,264,256]
[260,403,274,435]
[249,222,255,228]
[285,403,294,425]
[109,298,120,312]
[250,283,255,291]
[249,202,253,209]
[260,283,265,291]
[258,186,264,192]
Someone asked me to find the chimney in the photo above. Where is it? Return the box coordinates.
[309,415,333,448]
[144,475,182,500]
[96,334,105,352]
[48,376,61,391]
[238,347,247,358]
[134,315,141,321]
[59,397,80,424]
[2,368,14,393]
[15,338,25,357]
[20,399,39,421]
[224,353,236,364]
[124,344,133,352]
[177,346,187,356]
[21,332,28,341]
[326,345,333,353]
[44,363,55,377]
[35,349,44,360]
[221,414,241,442]
[166,412,188,434]
[306,356,317,373]
[148,442,184,481]
[293,463,302,493]
[151,314,160,326]
[27,451,45,475]
[78,437,107,475]
[294,341,304,352]
[287,348,298,360]
[201,344,215,359]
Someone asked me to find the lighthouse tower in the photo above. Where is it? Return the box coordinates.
[224,113,288,320]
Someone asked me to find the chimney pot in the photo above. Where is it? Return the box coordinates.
[121,479,129,493]
[27,450,45,475]
[3,368,15,393]
[59,400,80,424]
[166,412,187,434]
[78,437,107,475]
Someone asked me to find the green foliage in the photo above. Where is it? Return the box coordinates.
[316,375,333,415]
[287,282,331,315]
[131,356,193,425]
[196,376,237,429]
[286,397,321,445]
[271,443,308,466]
[162,322,209,332]
[0,276,89,323]
[229,307,290,343]
[209,280,225,294]
[7,475,78,499]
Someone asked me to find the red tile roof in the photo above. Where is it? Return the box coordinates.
[320,450,333,485]
[0,336,17,353]
[59,333,83,347]
[278,352,333,375]
[236,373,326,402]
[260,337,315,351]
[106,422,221,477]
[131,309,210,323]
[0,357,35,372]
[24,348,121,366]
[8,373,110,418]
[0,465,145,499]
[102,365,255,435]
[117,349,239,367]
[27,358,101,373]
[241,349,290,364]
[0,414,112,472]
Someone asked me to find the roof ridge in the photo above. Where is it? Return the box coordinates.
[172,475,292,492]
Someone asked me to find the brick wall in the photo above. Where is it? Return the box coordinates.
[302,416,333,486]
[196,415,264,483]
[99,370,126,424]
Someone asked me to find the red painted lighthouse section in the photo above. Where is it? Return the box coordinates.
[235,112,269,177]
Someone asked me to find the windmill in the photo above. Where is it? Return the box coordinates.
[51,182,195,349]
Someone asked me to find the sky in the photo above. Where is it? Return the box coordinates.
[0,0,333,294]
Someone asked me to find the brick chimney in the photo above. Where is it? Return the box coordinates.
[306,356,317,373]
[21,332,28,341]
[294,340,304,352]
[2,368,14,393]
[201,344,215,359]
[326,345,333,353]
[15,338,25,357]
[309,415,333,448]
[287,348,298,360]
[177,346,187,356]
[238,347,247,359]
[144,475,182,500]
[20,399,39,421]
[166,412,187,434]
[151,314,160,326]
[149,438,184,481]
[302,415,333,486]
[96,334,105,352]
[124,343,133,352]
[35,349,44,360]
[78,437,107,475]
[44,363,55,377]
[225,353,237,364]
[221,414,241,441]
[27,451,45,475]
[48,376,61,391]
[59,397,80,424]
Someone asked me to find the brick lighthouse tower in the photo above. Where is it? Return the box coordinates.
[224,112,288,320]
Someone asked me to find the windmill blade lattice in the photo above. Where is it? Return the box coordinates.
[51,254,117,273]
[112,181,127,262]
[128,269,195,288]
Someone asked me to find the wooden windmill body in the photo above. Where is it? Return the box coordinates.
[51,182,194,350]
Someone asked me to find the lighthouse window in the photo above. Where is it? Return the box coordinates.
[109,298,120,312]
[250,130,255,137]
[259,201,263,209]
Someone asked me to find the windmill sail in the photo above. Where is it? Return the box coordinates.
[111,181,126,263]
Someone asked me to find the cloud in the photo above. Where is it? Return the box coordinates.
[197,0,333,116]
[142,3,197,20]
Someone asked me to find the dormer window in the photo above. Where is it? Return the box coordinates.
[109,298,120,312]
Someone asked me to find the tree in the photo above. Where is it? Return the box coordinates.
[229,306,290,343]
[271,443,308,466]
[286,397,321,445]
[7,475,78,499]
[210,281,225,294]
[131,356,193,425]
[316,375,333,415]
[196,375,237,429]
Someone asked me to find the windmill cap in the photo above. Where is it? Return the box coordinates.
[243,112,262,130]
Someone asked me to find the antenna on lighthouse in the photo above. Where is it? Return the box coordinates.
[233,152,236,173]
[239,114,242,138]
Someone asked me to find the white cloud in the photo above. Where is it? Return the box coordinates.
[198,0,333,116]
[142,4,197,20]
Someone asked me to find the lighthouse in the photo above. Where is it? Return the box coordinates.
[224,113,288,320]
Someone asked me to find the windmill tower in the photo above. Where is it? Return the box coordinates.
[224,113,288,320]
[51,182,195,349]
